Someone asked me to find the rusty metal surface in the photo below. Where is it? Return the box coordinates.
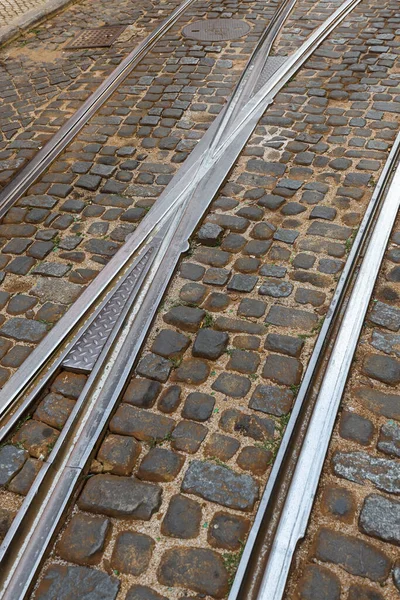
[66,25,126,49]
[182,18,251,41]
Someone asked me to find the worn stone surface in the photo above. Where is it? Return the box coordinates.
[57,514,110,565]
[34,393,75,430]
[157,385,181,414]
[110,404,175,442]
[123,378,161,408]
[181,460,258,511]
[0,444,27,486]
[208,511,250,551]
[51,372,87,399]
[332,451,400,494]
[12,419,58,459]
[0,509,15,544]
[33,565,119,600]
[8,457,42,495]
[204,433,240,461]
[393,560,400,593]
[151,330,190,358]
[237,446,271,475]
[97,435,141,476]
[320,486,355,522]
[369,301,400,331]
[378,421,400,458]
[111,531,154,575]
[362,353,400,386]
[212,372,251,398]
[0,318,47,342]
[227,349,260,374]
[359,494,400,546]
[355,387,400,420]
[347,584,385,600]
[250,384,293,416]
[172,358,210,385]
[265,333,303,357]
[164,306,205,332]
[314,528,391,582]
[158,547,229,598]
[339,411,374,446]
[171,420,207,454]
[182,392,215,422]
[192,328,229,360]
[294,564,341,600]
[137,447,184,482]
[161,494,201,539]
[266,306,318,330]
[125,586,167,600]
[78,474,162,519]
[262,354,302,386]
[136,353,171,383]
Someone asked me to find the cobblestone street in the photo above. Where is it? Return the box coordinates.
[0,0,399,599]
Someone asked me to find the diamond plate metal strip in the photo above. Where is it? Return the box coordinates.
[63,248,153,372]
[254,55,287,94]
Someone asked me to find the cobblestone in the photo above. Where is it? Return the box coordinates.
[4,0,400,597]
[286,219,400,600]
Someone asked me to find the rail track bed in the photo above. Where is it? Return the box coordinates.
[0,0,400,598]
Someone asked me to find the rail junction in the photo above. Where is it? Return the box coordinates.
[0,0,399,598]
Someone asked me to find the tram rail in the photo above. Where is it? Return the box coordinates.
[0,0,398,598]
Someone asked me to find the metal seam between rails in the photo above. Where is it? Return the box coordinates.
[0,0,365,598]
[0,0,197,220]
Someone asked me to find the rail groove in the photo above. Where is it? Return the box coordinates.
[230,115,400,600]
[0,0,196,220]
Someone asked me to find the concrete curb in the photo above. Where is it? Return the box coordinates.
[0,0,76,47]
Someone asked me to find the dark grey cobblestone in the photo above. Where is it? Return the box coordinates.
[4,0,400,598]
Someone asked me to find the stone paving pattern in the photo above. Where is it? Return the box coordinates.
[0,0,279,388]
[285,218,400,600]
[0,0,400,598]
[0,0,50,28]
[0,0,372,388]
[0,0,339,386]
[0,0,343,190]
[0,0,186,188]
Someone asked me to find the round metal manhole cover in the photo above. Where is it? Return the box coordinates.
[182,19,251,42]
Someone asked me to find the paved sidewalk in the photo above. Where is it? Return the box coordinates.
[0,0,48,26]
[0,0,72,45]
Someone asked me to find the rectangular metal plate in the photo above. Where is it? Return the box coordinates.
[67,26,126,49]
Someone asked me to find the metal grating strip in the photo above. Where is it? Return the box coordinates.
[63,248,153,371]
[255,55,288,94]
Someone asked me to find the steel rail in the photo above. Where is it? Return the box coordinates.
[0,1,364,597]
[0,0,296,437]
[0,2,302,595]
[230,129,400,598]
[257,130,400,600]
[0,0,196,220]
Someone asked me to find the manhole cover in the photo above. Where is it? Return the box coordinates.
[67,25,126,49]
[182,19,251,42]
